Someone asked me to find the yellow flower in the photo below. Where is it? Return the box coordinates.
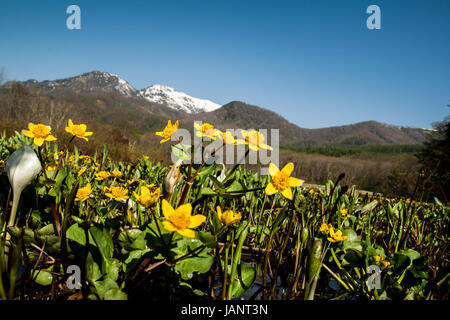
[217,206,242,226]
[96,171,111,181]
[65,119,93,141]
[144,155,149,160]
[75,183,92,202]
[22,123,57,146]
[111,170,123,178]
[374,255,391,268]
[104,186,129,201]
[265,162,304,200]
[309,189,315,194]
[237,130,271,151]
[216,131,243,145]
[156,120,179,144]
[133,186,161,207]
[161,199,206,238]
[194,122,220,140]
[0,160,4,168]
[340,208,349,217]
[327,226,348,243]
[46,166,57,172]
[319,223,332,235]
[77,167,87,177]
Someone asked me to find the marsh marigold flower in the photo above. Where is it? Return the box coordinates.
[327,226,348,243]
[265,162,304,200]
[320,223,332,235]
[217,206,242,226]
[65,119,93,141]
[76,183,92,202]
[111,170,123,178]
[216,131,242,145]
[194,122,220,140]
[156,120,179,144]
[22,123,57,146]
[161,199,206,238]
[104,186,129,202]
[340,208,349,217]
[96,171,111,181]
[374,255,391,268]
[133,185,161,207]
[238,130,271,151]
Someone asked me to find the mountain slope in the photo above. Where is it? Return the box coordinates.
[190,101,429,146]
[2,71,430,147]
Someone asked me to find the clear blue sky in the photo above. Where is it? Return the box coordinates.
[0,0,449,129]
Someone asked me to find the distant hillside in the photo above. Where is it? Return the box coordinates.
[189,101,429,146]
[1,71,430,150]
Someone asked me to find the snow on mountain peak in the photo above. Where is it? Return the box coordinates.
[139,84,221,114]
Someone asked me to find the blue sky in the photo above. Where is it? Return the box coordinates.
[0,0,449,129]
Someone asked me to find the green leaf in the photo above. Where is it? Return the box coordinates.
[32,269,53,286]
[173,238,214,280]
[66,223,94,246]
[171,144,191,161]
[197,231,218,248]
[361,201,378,214]
[36,224,55,236]
[89,224,114,259]
[103,288,127,300]
[231,264,256,299]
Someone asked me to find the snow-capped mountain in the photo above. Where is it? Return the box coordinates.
[17,71,222,114]
[139,84,222,114]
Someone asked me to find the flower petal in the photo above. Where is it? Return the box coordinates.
[162,220,177,233]
[34,137,44,146]
[189,215,206,228]
[161,199,174,220]
[281,187,293,200]
[268,163,280,177]
[281,163,294,176]
[289,177,304,187]
[265,182,278,195]
[176,203,192,216]
[177,228,195,238]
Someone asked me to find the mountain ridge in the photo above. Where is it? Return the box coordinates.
[1,71,430,146]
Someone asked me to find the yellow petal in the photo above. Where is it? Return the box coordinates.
[34,137,44,146]
[194,123,202,130]
[265,182,278,195]
[84,131,93,137]
[68,119,74,127]
[162,220,177,233]
[268,163,280,177]
[216,206,222,220]
[289,177,304,187]
[46,135,57,142]
[176,203,192,216]
[281,163,294,176]
[189,215,206,228]
[22,130,34,138]
[161,199,174,220]
[177,228,195,238]
[249,144,259,151]
[281,187,293,200]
